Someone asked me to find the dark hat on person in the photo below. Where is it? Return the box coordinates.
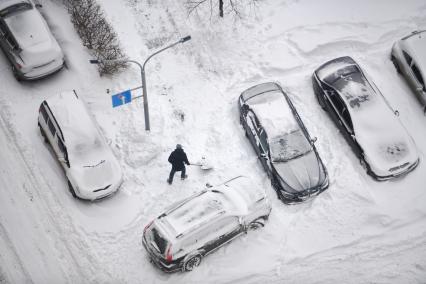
[176,144,182,149]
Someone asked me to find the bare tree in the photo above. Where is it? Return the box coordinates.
[187,0,259,18]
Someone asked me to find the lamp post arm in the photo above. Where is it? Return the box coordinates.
[142,41,181,71]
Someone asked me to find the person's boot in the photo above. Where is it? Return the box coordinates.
[167,178,172,184]
[181,175,188,180]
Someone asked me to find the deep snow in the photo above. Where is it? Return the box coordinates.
[1,0,426,283]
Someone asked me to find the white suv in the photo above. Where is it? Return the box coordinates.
[38,91,123,200]
[142,176,272,272]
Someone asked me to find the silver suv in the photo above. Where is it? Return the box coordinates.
[142,176,272,272]
[0,0,64,80]
[38,91,123,200]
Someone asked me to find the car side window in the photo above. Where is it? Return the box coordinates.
[259,129,268,154]
[57,138,66,154]
[341,108,353,133]
[0,21,18,50]
[48,119,56,136]
[403,51,412,66]
[40,105,48,122]
[411,64,425,87]
[206,217,240,243]
[328,92,345,113]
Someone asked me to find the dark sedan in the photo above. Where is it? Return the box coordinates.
[312,56,419,180]
[238,82,329,204]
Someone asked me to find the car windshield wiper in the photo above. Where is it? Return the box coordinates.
[83,159,105,168]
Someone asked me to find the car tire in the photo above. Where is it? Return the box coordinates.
[184,255,202,272]
[248,218,265,230]
[68,180,77,198]
[391,56,401,74]
[38,123,48,143]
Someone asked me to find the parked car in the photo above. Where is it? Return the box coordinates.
[38,91,123,200]
[312,56,419,180]
[142,176,271,273]
[391,30,426,111]
[238,82,329,204]
[0,0,64,80]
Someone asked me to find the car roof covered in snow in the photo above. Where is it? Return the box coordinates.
[315,56,419,174]
[156,176,266,240]
[242,83,301,139]
[44,92,108,163]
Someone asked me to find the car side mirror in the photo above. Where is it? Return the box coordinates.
[35,3,43,8]
[260,152,268,159]
[205,183,213,188]
[310,137,317,144]
[394,110,400,116]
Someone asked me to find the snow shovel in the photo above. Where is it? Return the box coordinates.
[190,156,213,170]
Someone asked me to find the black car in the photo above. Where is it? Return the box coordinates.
[238,82,329,204]
[312,56,419,180]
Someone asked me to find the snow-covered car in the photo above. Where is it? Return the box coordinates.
[37,91,123,200]
[238,82,329,204]
[0,0,64,80]
[391,30,426,111]
[312,56,419,180]
[142,176,271,273]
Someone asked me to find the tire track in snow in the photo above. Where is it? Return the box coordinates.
[0,98,104,283]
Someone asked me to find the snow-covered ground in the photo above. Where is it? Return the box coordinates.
[1,0,426,283]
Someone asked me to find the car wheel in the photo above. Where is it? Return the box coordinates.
[184,255,202,272]
[391,56,401,74]
[248,218,265,230]
[68,180,77,198]
[38,124,48,143]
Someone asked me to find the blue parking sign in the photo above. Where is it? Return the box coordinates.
[112,89,132,108]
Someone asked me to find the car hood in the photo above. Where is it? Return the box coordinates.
[70,153,122,193]
[273,150,325,193]
[356,118,418,177]
[5,8,63,66]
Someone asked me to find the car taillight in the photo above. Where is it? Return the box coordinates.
[165,246,173,262]
[16,63,22,69]
[143,220,153,233]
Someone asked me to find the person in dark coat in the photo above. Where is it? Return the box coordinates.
[167,144,190,184]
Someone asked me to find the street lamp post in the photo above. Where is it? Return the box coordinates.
[90,35,191,131]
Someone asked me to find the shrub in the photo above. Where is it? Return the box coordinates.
[66,0,127,75]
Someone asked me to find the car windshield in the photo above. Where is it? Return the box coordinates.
[73,137,102,155]
[149,227,168,255]
[0,2,32,17]
[270,130,312,162]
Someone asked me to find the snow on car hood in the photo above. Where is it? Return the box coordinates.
[5,8,63,66]
[70,149,122,193]
[273,150,324,193]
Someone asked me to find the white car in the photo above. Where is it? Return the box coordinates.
[38,91,123,200]
[391,30,426,111]
[142,176,272,272]
[0,0,64,80]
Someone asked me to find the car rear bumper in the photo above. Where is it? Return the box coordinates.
[15,59,64,81]
[141,237,182,273]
